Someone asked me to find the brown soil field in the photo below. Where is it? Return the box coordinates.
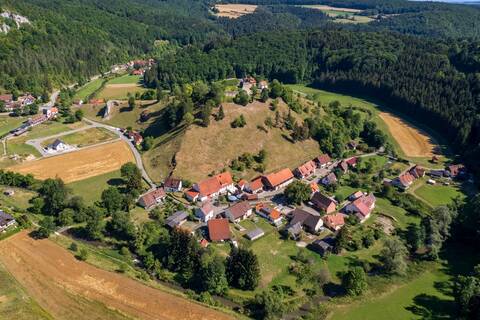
[173,101,320,181]
[9,140,135,183]
[379,112,437,157]
[215,4,258,18]
[0,231,234,320]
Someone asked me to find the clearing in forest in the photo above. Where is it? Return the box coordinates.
[215,4,258,19]
[379,112,438,157]
[0,231,234,320]
[8,140,135,183]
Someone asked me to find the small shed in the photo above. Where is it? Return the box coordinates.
[246,228,265,241]
[309,237,335,257]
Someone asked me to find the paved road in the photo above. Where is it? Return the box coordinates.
[83,118,156,189]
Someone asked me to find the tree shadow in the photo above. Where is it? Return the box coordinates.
[107,178,124,187]
[405,294,455,320]
[323,282,345,297]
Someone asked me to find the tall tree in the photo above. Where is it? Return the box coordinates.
[226,247,260,290]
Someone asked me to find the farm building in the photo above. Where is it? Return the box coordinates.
[165,211,189,229]
[208,219,231,242]
[262,168,294,191]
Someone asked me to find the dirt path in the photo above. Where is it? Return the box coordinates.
[0,231,234,320]
[379,112,437,157]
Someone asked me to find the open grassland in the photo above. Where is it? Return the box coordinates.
[42,127,117,148]
[74,78,104,101]
[379,112,437,158]
[67,170,122,204]
[0,231,234,320]
[287,85,450,166]
[107,74,142,85]
[0,261,52,320]
[173,101,320,181]
[413,182,465,207]
[0,116,26,137]
[215,4,257,19]
[9,140,135,183]
[98,84,147,101]
[302,5,373,23]
[0,186,37,211]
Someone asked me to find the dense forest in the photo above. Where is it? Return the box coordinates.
[145,29,480,177]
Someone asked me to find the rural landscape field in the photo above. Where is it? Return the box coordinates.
[1,1,480,320]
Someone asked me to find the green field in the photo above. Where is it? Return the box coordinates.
[0,261,52,319]
[67,170,122,204]
[107,74,142,85]
[74,78,105,101]
[42,127,117,148]
[0,116,26,137]
[413,182,465,207]
[0,186,37,211]
[287,85,451,166]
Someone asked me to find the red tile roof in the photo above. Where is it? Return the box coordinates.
[296,160,316,177]
[310,182,319,193]
[346,157,357,166]
[164,177,182,189]
[324,213,345,229]
[140,188,166,208]
[248,177,264,192]
[351,193,376,218]
[398,172,415,187]
[263,168,294,188]
[195,172,233,197]
[208,219,231,241]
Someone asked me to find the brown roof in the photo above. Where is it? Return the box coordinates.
[289,208,321,230]
[398,172,415,187]
[351,193,376,218]
[227,201,251,220]
[346,157,357,166]
[409,166,425,178]
[316,154,331,165]
[0,94,13,102]
[140,188,166,208]
[324,214,345,228]
[263,168,294,188]
[208,219,231,241]
[164,177,182,189]
[312,193,336,210]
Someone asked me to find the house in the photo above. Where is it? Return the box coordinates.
[89,98,105,105]
[193,172,235,199]
[429,169,445,178]
[208,219,231,242]
[258,80,268,90]
[337,160,349,173]
[246,228,265,241]
[287,208,323,236]
[138,188,166,209]
[345,157,357,168]
[309,237,334,257]
[245,177,264,194]
[164,177,182,192]
[225,201,252,223]
[294,160,316,179]
[237,179,247,191]
[445,164,466,178]
[131,69,144,76]
[345,193,376,223]
[315,154,332,168]
[348,191,364,201]
[127,131,143,146]
[262,168,294,191]
[311,193,337,214]
[255,204,283,226]
[165,211,189,229]
[0,94,13,104]
[392,172,415,190]
[347,141,358,150]
[241,193,259,201]
[185,189,200,202]
[323,213,345,231]
[0,210,15,232]
[27,114,47,126]
[18,94,35,106]
[195,202,215,222]
[45,139,70,152]
[321,172,337,186]
[43,107,59,119]
[409,165,426,179]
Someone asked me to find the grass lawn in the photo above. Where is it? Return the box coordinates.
[413,183,465,207]
[331,266,453,320]
[97,85,148,101]
[67,170,122,204]
[42,127,117,148]
[0,186,37,211]
[107,74,142,85]
[0,261,53,319]
[334,185,357,202]
[0,116,26,137]
[374,197,420,230]
[74,78,105,101]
